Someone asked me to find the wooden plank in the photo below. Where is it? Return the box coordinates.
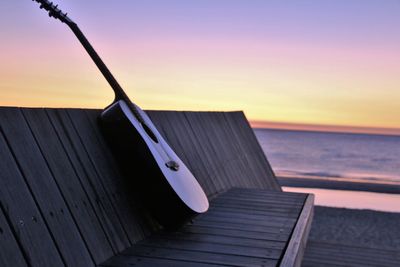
[100,254,222,267]
[228,187,305,198]
[139,238,282,259]
[0,120,64,266]
[214,196,305,206]
[181,224,290,242]
[47,109,133,251]
[224,112,280,190]
[210,206,301,218]
[219,190,306,200]
[280,194,314,267]
[196,214,296,229]
[218,112,261,189]
[212,197,304,208]
[178,111,223,193]
[201,112,237,189]
[150,231,286,250]
[219,112,251,186]
[0,202,28,267]
[209,205,301,218]
[191,218,294,235]
[123,245,278,267]
[164,111,222,194]
[0,108,94,266]
[212,201,304,211]
[210,204,302,216]
[202,209,300,223]
[22,108,114,264]
[182,112,232,194]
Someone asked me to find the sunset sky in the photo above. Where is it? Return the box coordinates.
[1,1,399,134]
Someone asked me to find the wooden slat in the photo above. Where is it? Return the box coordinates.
[0,108,94,267]
[150,231,286,250]
[0,201,28,267]
[191,220,294,235]
[280,194,314,267]
[0,117,64,266]
[202,209,300,223]
[100,254,222,267]
[209,205,301,219]
[224,112,280,190]
[180,224,290,242]
[139,238,283,259]
[197,215,295,230]
[22,108,114,264]
[48,110,131,252]
[123,245,278,267]
[46,109,133,252]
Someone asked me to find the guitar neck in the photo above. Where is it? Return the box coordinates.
[67,23,124,100]
[67,22,145,122]
[32,0,145,123]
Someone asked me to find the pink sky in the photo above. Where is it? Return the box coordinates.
[1,1,399,134]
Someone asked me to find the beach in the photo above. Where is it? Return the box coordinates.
[254,128,400,265]
[302,206,400,266]
[280,177,400,265]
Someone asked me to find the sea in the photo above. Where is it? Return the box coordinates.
[254,129,400,186]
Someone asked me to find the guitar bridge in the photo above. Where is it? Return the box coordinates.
[166,161,180,171]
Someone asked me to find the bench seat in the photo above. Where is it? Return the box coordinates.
[101,188,314,267]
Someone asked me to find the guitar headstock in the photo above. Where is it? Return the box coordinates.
[32,0,73,24]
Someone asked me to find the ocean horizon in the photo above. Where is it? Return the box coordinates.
[254,128,400,186]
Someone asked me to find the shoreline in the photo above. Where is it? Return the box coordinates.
[278,176,400,194]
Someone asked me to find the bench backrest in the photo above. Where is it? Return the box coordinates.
[0,107,279,266]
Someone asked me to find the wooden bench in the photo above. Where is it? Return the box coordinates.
[102,188,314,267]
[0,107,313,267]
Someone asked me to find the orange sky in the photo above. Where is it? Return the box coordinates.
[1,1,399,135]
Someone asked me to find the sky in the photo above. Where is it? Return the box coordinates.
[1,1,399,134]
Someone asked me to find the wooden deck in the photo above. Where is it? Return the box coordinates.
[0,107,290,267]
[101,188,313,267]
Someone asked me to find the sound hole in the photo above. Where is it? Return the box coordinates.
[141,123,159,143]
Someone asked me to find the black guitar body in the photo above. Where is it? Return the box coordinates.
[99,101,208,228]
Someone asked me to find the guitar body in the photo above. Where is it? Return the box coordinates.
[99,100,209,228]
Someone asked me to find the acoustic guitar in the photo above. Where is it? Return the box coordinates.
[32,0,209,228]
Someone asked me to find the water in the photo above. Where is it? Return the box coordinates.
[254,129,400,185]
